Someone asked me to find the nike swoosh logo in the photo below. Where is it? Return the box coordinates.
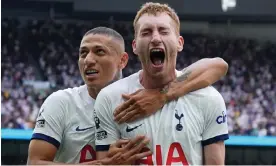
[76,126,95,131]
[126,124,143,132]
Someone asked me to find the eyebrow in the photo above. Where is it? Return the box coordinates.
[140,23,152,30]
[140,23,170,31]
[140,27,152,32]
[79,44,106,51]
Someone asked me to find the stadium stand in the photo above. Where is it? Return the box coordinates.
[1,17,276,136]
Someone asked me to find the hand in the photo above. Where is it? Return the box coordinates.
[101,136,152,165]
[162,80,182,101]
[114,89,167,124]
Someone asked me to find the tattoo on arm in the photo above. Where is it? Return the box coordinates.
[176,68,192,82]
[160,68,192,94]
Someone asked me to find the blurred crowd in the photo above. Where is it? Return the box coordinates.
[1,18,276,136]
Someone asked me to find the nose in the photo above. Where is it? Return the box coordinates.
[151,31,162,46]
[84,52,96,66]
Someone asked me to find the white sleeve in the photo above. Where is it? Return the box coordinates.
[94,89,120,152]
[202,90,229,146]
[32,92,66,149]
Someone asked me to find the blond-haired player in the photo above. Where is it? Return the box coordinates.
[94,3,229,165]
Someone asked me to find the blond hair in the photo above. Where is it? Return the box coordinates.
[133,2,180,37]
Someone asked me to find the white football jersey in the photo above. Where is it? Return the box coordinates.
[94,71,229,165]
[32,85,96,163]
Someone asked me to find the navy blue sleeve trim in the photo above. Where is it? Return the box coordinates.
[96,145,110,151]
[202,134,229,146]
[31,133,60,149]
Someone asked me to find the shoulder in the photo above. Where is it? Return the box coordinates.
[42,85,85,114]
[187,86,225,108]
[189,86,222,98]
[95,72,140,114]
[45,87,77,104]
[98,72,140,100]
[51,85,86,102]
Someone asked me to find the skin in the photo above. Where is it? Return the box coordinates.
[132,13,184,89]
[78,34,128,99]
[204,141,225,165]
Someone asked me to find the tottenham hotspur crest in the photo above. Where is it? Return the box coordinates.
[175,109,184,131]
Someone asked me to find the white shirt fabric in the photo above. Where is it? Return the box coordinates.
[94,71,229,165]
[32,85,96,163]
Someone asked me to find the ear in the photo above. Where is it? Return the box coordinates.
[119,52,129,70]
[132,39,138,55]
[177,36,184,52]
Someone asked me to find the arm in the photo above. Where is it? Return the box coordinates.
[165,57,228,101]
[28,140,102,165]
[28,140,61,165]
[204,141,225,165]
[114,57,228,123]
[28,140,104,165]
[27,93,104,165]
[27,92,65,165]
[201,89,229,165]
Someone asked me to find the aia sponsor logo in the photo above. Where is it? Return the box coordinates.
[136,142,188,165]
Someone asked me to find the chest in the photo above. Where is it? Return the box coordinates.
[62,104,96,150]
[121,98,203,137]
[118,98,205,165]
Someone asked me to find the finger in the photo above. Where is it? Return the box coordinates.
[114,103,136,122]
[121,89,143,100]
[114,139,130,147]
[108,139,129,157]
[114,98,135,116]
[122,94,131,100]
[117,109,139,124]
[102,152,122,165]
[127,150,152,162]
[110,152,123,164]
[125,113,142,123]
[123,137,150,159]
[128,89,143,97]
[122,135,145,151]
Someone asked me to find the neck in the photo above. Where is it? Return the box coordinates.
[86,70,123,99]
[140,69,176,89]
[87,86,101,99]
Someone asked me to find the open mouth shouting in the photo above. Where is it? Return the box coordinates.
[150,48,165,69]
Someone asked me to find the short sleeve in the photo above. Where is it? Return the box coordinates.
[202,90,229,146]
[94,89,120,151]
[32,92,66,148]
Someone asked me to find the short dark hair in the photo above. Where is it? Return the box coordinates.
[84,27,125,48]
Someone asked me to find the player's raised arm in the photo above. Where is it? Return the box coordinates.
[201,88,229,165]
[165,57,228,100]
[114,57,228,123]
